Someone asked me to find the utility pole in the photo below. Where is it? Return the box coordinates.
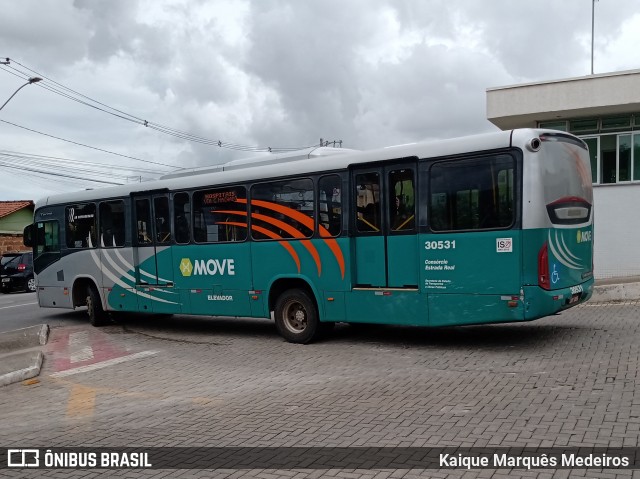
[591,0,598,75]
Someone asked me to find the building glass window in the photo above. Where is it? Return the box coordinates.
[539,121,568,131]
[634,134,640,181]
[583,137,598,184]
[600,135,617,184]
[601,116,631,131]
[619,135,631,182]
[570,119,599,134]
[540,114,640,185]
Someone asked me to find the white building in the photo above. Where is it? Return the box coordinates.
[486,70,640,280]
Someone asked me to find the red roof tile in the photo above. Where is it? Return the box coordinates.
[0,200,34,219]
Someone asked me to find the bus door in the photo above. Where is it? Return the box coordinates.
[132,193,177,313]
[351,160,419,288]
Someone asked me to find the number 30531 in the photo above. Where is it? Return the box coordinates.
[425,240,456,250]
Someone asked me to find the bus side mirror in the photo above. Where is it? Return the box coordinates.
[23,224,34,247]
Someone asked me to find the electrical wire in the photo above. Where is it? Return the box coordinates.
[0,150,165,185]
[0,118,176,168]
[0,161,123,185]
[1,167,95,191]
[0,150,167,175]
[1,58,322,153]
[0,157,139,182]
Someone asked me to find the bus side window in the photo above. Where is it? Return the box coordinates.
[193,187,247,243]
[99,200,126,248]
[154,197,171,244]
[355,173,380,233]
[429,155,515,232]
[251,179,314,240]
[389,169,415,232]
[173,192,191,244]
[135,199,152,244]
[66,203,97,248]
[318,175,342,237]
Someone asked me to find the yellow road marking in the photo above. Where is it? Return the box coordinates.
[66,384,96,418]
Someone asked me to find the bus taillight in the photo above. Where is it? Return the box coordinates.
[538,243,550,290]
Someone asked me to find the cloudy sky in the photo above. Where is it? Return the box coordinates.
[1,0,639,201]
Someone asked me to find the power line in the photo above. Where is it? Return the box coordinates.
[1,57,321,153]
[0,167,80,191]
[0,156,141,182]
[0,118,175,168]
[0,161,123,185]
[0,150,167,175]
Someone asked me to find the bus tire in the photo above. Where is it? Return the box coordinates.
[86,286,109,327]
[274,289,319,344]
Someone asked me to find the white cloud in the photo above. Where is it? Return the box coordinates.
[1,0,640,200]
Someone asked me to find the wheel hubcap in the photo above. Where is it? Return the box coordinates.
[283,301,307,333]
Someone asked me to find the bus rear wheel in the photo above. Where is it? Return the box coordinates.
[86,286,109,327]
[274,289,319,344]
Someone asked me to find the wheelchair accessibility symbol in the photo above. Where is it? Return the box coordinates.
[551,264,560,285]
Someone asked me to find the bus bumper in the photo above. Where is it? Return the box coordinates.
[523,279,594,320]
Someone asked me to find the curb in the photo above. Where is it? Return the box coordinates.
[0,351,44,387]
[592,282,640,303]
[0,324,49,353]
[0,324,49,387]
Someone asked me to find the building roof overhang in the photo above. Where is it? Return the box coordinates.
[487,69,640,129]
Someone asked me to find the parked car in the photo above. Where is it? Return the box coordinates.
[0,252,35,293]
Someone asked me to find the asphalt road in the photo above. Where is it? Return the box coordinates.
[0,291,85,333]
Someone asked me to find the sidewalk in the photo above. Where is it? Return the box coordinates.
[592,275,640,302]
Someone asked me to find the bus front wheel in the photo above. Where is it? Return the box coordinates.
[86,286,109,327]
[274,289,319,344]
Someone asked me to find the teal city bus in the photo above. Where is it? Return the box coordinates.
[24,129,594,343]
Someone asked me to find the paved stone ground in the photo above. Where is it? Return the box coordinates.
[1,302,640,478]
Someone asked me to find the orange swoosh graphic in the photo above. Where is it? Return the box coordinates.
[237,199,345,279]
[318,229,345,279]
[217,221,301,273]
[217,210,322,276]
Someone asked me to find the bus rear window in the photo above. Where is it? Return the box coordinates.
[540,134,593,225]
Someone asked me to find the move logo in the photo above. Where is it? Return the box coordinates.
[179,258,236,277]
[576,230,592,244]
